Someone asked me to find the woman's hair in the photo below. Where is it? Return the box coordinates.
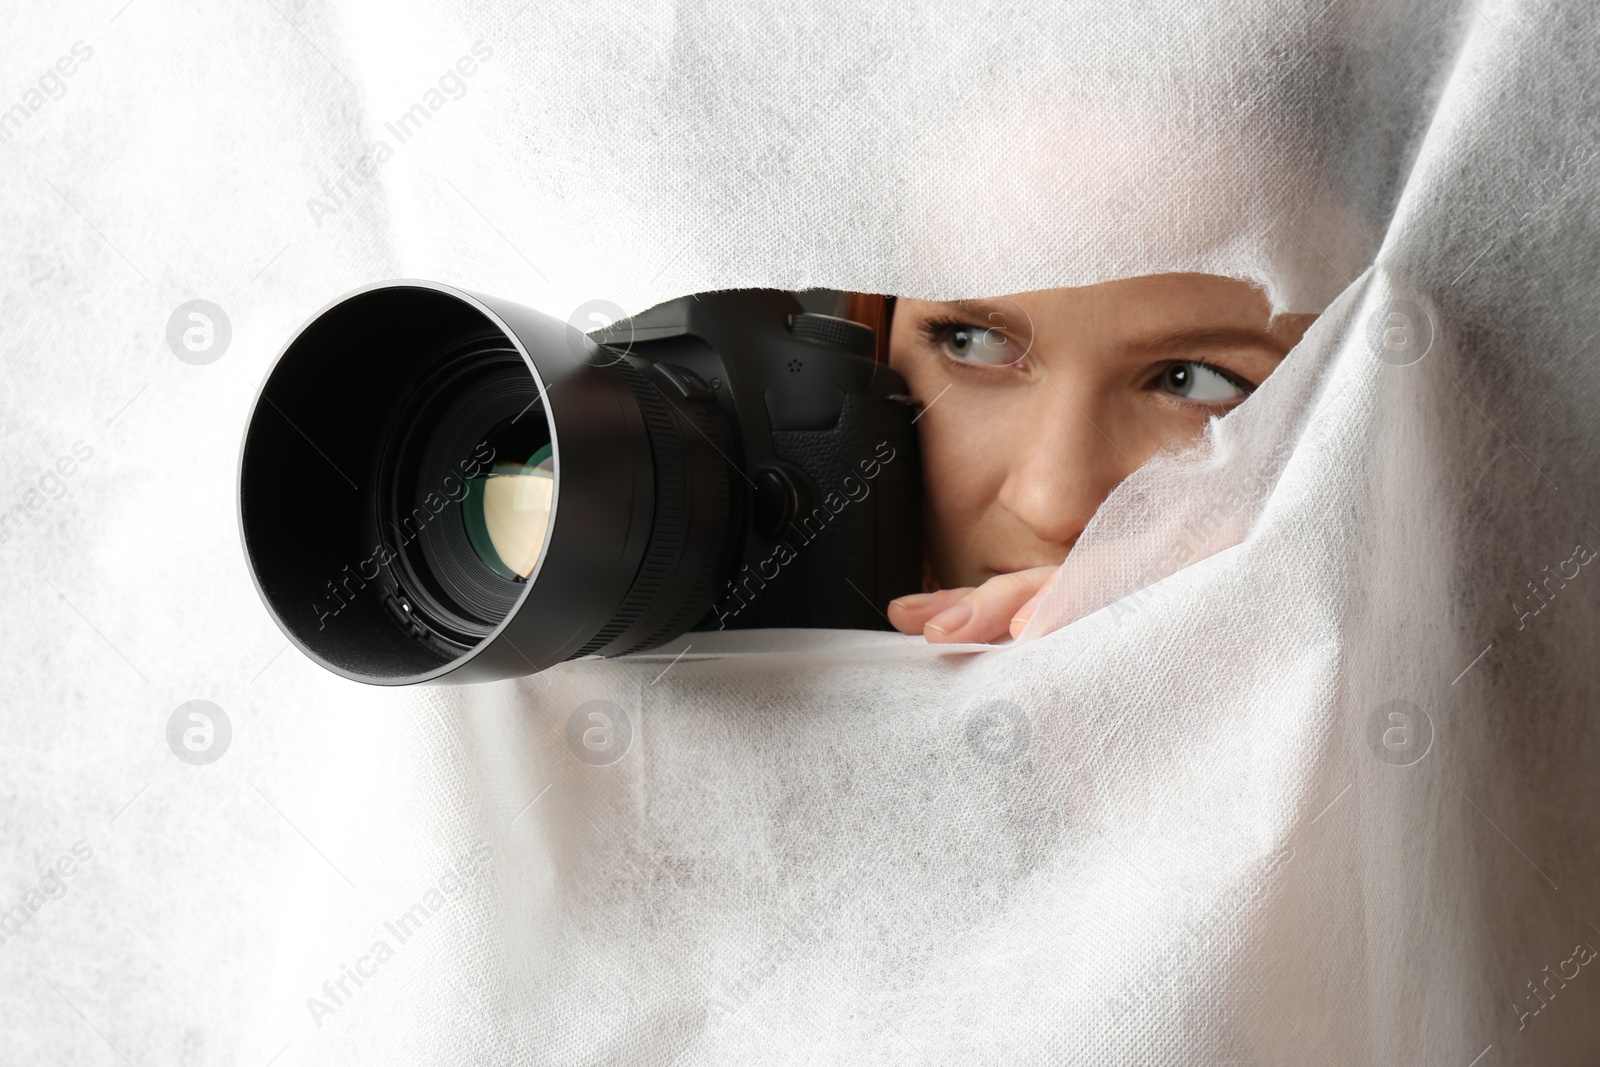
[838,292,896,364]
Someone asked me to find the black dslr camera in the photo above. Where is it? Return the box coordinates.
[239,282,922,685]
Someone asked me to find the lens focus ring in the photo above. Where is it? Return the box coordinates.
[565,357,688,659]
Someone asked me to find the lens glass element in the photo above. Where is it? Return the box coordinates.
[392,351,552,639]
[464,440,555,580]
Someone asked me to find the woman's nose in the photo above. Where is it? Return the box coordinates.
[994,379,1135,548]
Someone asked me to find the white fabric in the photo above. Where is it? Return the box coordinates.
[4,0,1598,1063]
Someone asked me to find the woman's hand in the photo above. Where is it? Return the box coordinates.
[887,565,1058,644]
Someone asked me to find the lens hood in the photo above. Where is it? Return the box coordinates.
[239,280,666,685]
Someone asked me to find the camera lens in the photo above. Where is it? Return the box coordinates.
[239,280,732,685]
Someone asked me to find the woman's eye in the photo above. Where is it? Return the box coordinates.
[939,324,1014,366]
[1159,361,1251,405]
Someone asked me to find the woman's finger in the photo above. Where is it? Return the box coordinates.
[916,566,1060,645]
[887,588,972,635]
[1008,580,1054,639]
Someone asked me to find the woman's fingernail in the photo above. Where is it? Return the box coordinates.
[925,601,972,635]
[889,595,925,614]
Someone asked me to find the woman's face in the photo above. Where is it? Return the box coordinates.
[888,273,1316,592]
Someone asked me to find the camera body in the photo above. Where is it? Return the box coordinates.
[592,288,921,636]
[238,282,922,685]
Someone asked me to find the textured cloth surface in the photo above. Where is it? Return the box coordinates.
[3,0,1599,1064]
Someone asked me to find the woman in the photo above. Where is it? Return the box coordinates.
[880,273,1318,644]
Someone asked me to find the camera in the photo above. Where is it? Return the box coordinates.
[238,281,922,685]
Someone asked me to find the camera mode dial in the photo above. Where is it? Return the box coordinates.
[788,312,876,358]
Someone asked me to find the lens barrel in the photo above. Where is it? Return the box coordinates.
[238,280,730,685]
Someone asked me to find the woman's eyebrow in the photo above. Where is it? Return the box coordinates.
[929,301,1291,360]
[944,297,1028,328]
[1122,326,1289,359]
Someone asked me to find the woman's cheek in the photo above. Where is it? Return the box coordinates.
[889,345,1004,583]
[916,404,1005,585]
